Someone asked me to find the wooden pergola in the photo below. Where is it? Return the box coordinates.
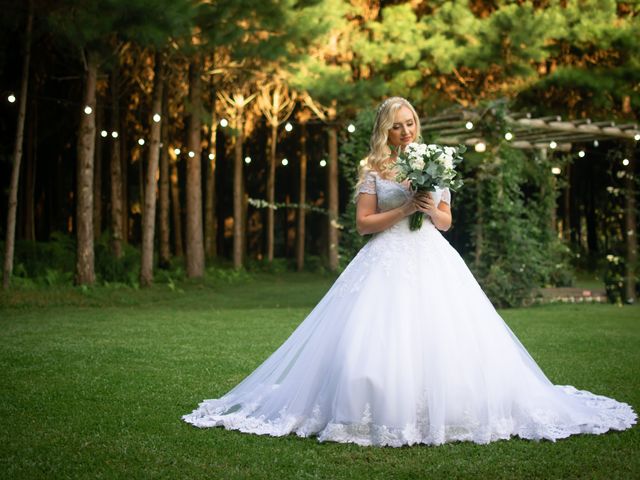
[420,110,639,304]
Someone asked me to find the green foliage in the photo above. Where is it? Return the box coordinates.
[467,139,575,308]
[49,0,195,54]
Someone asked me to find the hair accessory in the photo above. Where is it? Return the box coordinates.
[377,96,409,114]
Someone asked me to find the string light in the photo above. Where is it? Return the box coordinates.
[359,159,366,166]
[8,94,16,103]
[622,158,629,166]
[84,106,93,115]
[549,141,557,149]
[284,122,293,132]
[504,132,513,141]
[474,142,486,153]
[174,148,181,155]
[593,140,599,147]
[347,124,356,133]
[634,134,640,141]
[578,150,585,158]
[220,118,229,127]
[320,159,327,167]
[138,138,145,146]
[111,131,119,138]
[244,156,252,164]
[465,121,474,130]
[281,158,289,166]
[208,153,215,160]
[153,113,161,123]
[100,130,108,138]
[551,167,561,175]
[188,151,195,158]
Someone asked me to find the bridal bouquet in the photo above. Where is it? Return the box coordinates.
[394,142,465,231]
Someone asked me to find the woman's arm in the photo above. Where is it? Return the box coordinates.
[418,195,452,232]
[355,193,415,235]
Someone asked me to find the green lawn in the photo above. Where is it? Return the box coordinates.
[1,273,638,479]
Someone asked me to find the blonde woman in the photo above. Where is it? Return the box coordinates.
[183,97,636,447]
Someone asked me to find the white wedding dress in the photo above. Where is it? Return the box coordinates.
[183,171,637,447]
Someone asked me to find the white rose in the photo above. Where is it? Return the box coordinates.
[410,157,425,170]
[444,146,455,157]
[437,153,453,169]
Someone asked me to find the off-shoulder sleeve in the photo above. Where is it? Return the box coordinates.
[358,171,377,195]
[440,187,451,205]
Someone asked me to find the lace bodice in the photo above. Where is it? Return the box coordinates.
[356,170,451,212]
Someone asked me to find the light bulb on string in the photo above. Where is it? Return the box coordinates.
[284,122,293,132]
[474,142,486,153]
[84,105,93,115]
[153,113,161,123]
[188,151,195,158]
[138,138,145,146]
[281,158,289,166]
[359,159,366,167]
[634,133,640,141]
[320,159,327,167]
[111,131,119,139]
[549,141,557,149]
[8,94,16,103]
[208,153,215,160]
[465,121,474,130]
[593,140,599,147]
[244,156,252,164]
[100,130,108,138]
[578,150,585,158]
[504,132,513,141]
[220,118,229,128]
[551,167,561,175]
[347,124,356,133]
[174,148,181,155]
[622,158,629,166]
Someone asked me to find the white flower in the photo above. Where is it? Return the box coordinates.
[444,146,456,157]
[437,152,454,169]
[410,157,425,170]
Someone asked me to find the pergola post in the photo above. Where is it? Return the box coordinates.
[624,142,637,303]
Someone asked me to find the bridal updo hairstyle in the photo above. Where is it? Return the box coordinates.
[354,97,421,197]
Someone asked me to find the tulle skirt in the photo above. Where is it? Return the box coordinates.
[182,218,636,446]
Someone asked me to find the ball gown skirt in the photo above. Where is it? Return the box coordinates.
[182,175,637,447]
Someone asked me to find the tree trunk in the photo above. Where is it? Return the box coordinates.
[267,123,277,261]
[296,122,308,272]
[624,143,637,303]
[140,52,164,287]
[93,103,103,240]
[121,124,129,243]
[562,163,571,241]
[170,156,183,256]
[233,103,245,268]
[185,58,205,278]
[158,80,171,268]
[75,51,98,285]
[24,94,36,242]
[327,120,339,272]
[204,100,218,259]
[3,0,32,289]
[110,67,124,258]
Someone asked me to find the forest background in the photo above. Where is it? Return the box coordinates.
[0,0,638,307]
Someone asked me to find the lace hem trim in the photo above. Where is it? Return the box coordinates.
[182,386,637,447]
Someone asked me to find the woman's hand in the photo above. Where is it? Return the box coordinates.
[412,192,437,217]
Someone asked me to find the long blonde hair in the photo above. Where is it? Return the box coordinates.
[354,97,421,196]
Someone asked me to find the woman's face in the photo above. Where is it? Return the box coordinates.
[387,106,417,148]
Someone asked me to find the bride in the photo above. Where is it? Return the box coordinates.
[183,97,636,447]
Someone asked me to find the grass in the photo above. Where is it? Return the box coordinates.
[0,272,638,479]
